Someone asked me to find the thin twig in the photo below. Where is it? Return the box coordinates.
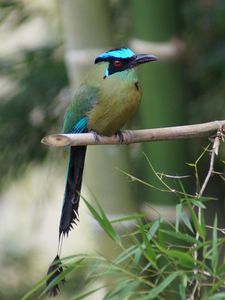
[41,120,225,147]
[194,137,218,258]
[188,280,199,300]
[206,225,225,235]
[198,137,219,197]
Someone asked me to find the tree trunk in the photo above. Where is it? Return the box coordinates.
[130,0,188,215]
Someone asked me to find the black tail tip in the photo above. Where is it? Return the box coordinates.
[46,255,65,297]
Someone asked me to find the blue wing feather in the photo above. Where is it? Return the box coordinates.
[69,117,88,134]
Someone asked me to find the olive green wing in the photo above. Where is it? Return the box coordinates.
[63,85,99,134]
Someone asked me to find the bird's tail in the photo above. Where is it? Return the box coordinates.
[59,145,87,236]
[46,145,86,296]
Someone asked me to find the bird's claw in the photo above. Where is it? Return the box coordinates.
[116,131,124,144]
[91,131,101,143]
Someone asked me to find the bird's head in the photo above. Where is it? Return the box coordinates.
[95,47,157,79]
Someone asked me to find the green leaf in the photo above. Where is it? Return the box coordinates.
[186,163,195,167]
[114,245,138,264]
[218,261,225,275]
[166,250,195,268]
[211,214,218,273]
[142,271,181,299]
[179,284,186,300]
[82,197,120,244]
[188,203,206,240]
[103,279,140,300]
[140,223,157,268]
[160,229,201,245]
[209,293,225,300]
[72,286,104,300]
[22,258,84,300]
[176,203,182,232]
[21,277,47,300]
[155,241,195,268]
[179,274,188,300]
[147,219,161,241]
[111,214,144,224]
[180,211,194,233]
[191,199,206,209]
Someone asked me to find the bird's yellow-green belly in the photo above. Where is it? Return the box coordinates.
[88,82,141,136]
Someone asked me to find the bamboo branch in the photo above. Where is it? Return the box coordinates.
[41,120,225,147]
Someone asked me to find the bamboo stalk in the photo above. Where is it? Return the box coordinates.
[41,120,225,147]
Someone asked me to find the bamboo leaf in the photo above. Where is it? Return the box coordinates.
[212,214,218,273]
[160,229,201,245]
[155,241,195,268]
[114,245,138,264]
[139,223,157,268]
[209,293,225,300]
[21,277,47,300]
[82,197,120,243]
[166,250,195,268]
[188,203,206,240]
[180,211,194,233]
[22,258,84,300]
[147,219,161,241]
[72,286,104,300]
[143,271,181,299]
[176,203,182,232]
[191,199,206,209]
[110,214,144,224]
[103,280,140,300]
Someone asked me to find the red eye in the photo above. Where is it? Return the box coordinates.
[113,60,122,68]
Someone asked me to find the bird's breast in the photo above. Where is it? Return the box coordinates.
[88,73,141,136]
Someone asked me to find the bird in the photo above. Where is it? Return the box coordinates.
[46,47,157,296]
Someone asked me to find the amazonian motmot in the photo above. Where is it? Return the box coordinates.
[47,47,157,296]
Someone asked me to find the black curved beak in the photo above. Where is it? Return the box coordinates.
[131,54,158,68]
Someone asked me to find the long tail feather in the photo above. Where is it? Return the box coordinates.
[59,145,87,236]
[46,146,86,296]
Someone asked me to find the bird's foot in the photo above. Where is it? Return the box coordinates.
[91,130,101,143]
[116,131,124,144]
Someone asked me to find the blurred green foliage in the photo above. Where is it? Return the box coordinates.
[0,1,68,185]
[0,48,68,184]
[183,0,225,122]
[0,0,33,25]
